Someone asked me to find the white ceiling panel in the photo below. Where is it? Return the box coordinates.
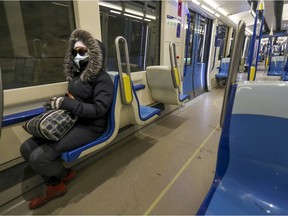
[228,10,255,26]
[213,0,251,15]
[186,0,287,33]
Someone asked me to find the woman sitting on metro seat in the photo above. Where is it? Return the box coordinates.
[20,29,114,209]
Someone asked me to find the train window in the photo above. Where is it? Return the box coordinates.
[0,1,75,90]
[196,19,207,63]
[99,1,161,72]
[217,24,229,60]
[186,13,195,66]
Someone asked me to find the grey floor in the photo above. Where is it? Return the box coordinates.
[1,88,224,215]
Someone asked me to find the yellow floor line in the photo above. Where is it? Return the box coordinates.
[143,124,220,216]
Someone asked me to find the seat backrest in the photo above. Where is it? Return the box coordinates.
[146,65,181,105]
[269,56,285,73]
[199,82,288,214]
[273,56,285,62]
[227,83,288,213]
[229,83,288,165]
[220,58,230,74]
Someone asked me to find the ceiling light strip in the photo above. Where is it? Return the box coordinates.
[99,2,122,11]
[192,0,200,6]
[218,7,229,16]
[110,10,121,15]
[204,0,218,9]
[125,8,144,17]
[146,14,156,20]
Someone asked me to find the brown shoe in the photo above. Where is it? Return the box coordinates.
[62,170,76,184]
[29,181,67,209]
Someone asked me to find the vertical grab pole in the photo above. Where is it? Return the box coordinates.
[220,20,246,128]
[115,36,133,105]
[267,30,273,72]
[169,42,180,88]
[247,6,259,80]
[254,1,265,80]
[143,26,149,70]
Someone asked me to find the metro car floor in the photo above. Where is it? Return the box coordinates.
[0,87,223,215]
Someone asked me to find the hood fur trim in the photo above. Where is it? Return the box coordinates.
[64,29,103,82]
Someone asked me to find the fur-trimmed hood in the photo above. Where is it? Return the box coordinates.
[64,29,105,82]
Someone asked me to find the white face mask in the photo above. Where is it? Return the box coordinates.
[74,53,89,68]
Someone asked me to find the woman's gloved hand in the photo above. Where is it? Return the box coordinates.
[43,97,64,110]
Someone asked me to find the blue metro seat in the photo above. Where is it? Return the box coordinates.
[281,60,288,81]
[4,72,160,162]
[215,58,230,80]
[198,82,288,215]
[127,83,161,121]
[132,82,162,120]
[3,74,120,163]
[132,84,161,122]
[126,81,161,126]
[267,56,285,76]
[61,74,120,162]
[282,72,288,81]
[179,93,190,102]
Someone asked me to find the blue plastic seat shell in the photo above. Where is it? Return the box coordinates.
[61,75,119,162]
[132,85,161,121]
[215,61,229,79]
[197,85,236,215]
[207,114,288,214]
[267,59,285,76]
[139,105,161,121]
[197,84,288,215]
[179,93,189,102]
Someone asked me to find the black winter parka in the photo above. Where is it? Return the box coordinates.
[59,29,113,134]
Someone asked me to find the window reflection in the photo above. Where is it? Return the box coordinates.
[99,1,161,72]
[0,1,75,90]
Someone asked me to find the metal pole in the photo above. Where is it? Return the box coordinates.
[220,20,246,128]
[115,36,133,105]
[254,2,265,79]
[247,9,259,80]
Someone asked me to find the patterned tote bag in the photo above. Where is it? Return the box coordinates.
[23,109,77,141]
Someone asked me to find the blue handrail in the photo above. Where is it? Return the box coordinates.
[3,107,45,127]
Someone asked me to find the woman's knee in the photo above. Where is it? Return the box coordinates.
[29,145,62,175]
[29,145,59,164]
[20,138,38,161]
